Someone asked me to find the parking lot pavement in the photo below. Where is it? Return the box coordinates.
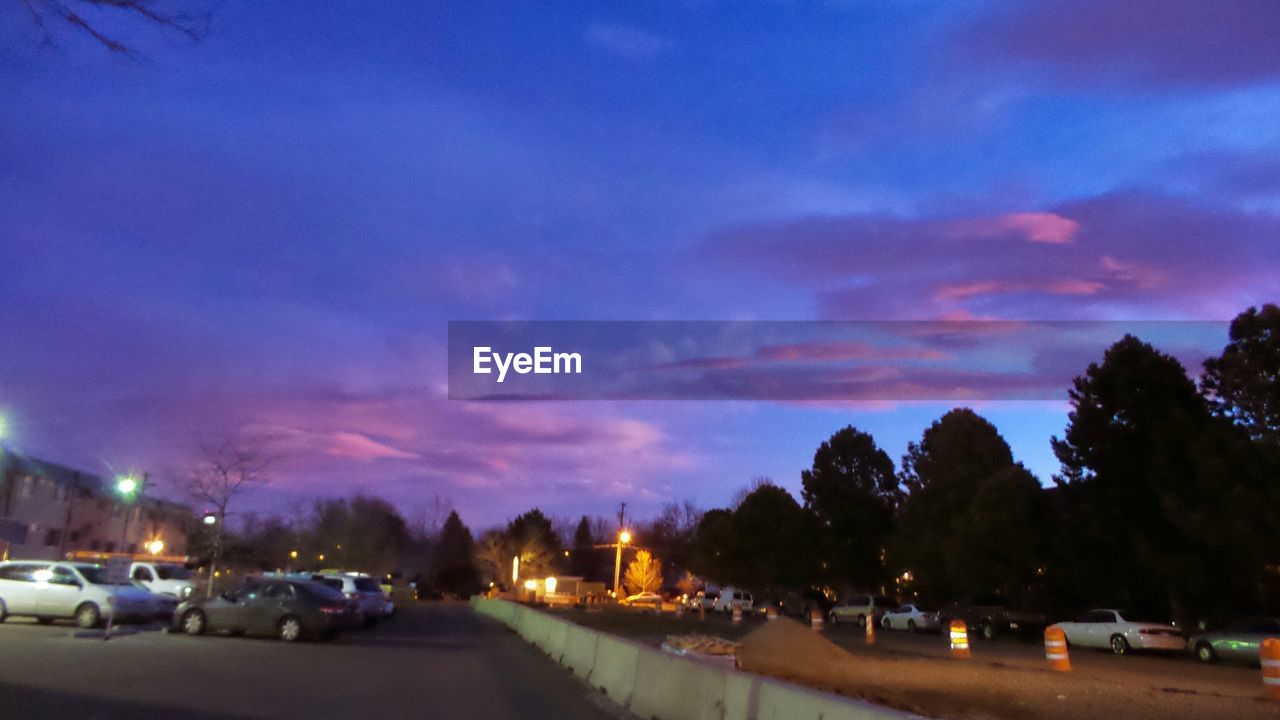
[0,602,622,720]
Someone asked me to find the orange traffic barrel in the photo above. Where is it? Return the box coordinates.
[810,607,825,632]
[866,615,877,645]
[732,601,743,625]
[1263,637,1280,700]
[949,619,971,659]
[1044,626,1071,672]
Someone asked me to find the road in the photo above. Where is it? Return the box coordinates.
[0,602,621,720]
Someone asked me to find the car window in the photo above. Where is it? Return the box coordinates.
[0,564,36,582]
[156,565,191,580]
[313,576,344,591]
[298,581,346,602]
[897,605,912,613]
[354,578,381,593]
[228,583,263,602]
[76,565,111,585]
[850,595,868,606]
[264,583,295,600]
[1091,610,1116,623]
[50,566,80,586]
[133,566,154,582]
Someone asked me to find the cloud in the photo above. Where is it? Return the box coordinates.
[586,23,670,62]
[964,0,1280,90]
[701,190,1279,320]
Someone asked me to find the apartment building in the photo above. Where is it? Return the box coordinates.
[0,449,193,561]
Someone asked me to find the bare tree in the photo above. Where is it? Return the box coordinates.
[184,436,272,596]
[408,494,453,541]
[21,0,210,56]
[731,476,774,509]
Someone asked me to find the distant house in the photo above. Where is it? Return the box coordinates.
[0,449,193,561]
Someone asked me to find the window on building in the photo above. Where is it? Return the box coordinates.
[44,528,61,547]
[20,476,34,497]
[89,540,100,551]
[105,542,116,552]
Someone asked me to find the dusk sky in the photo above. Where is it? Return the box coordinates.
[2,1,1277,529]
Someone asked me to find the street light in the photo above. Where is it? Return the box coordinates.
[115,475,140,498]
[289,550,298,559]
[613,529,631,600]
[146,539,164,556]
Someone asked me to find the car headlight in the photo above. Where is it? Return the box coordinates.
[181,586,194,598]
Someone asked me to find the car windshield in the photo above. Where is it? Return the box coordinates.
[155,565,191,580]
[75,565,122,585]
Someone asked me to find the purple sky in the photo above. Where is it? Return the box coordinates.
[1,1,1277,528]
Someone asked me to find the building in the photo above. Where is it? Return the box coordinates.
[0,449,193,561]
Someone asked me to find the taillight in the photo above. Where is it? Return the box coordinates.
[346,592,359,599]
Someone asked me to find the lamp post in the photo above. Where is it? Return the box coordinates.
[106,473,145,640]
[613,530,631,600]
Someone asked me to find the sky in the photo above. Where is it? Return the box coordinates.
[1,0,1277,529]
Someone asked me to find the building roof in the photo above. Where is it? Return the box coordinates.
[1,447,192,515]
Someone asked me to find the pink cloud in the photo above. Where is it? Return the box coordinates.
[950,212,1080,244]
[756,341,950,362]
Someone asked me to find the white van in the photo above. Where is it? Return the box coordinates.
[0,560,159,628]
[130,561,196,599]
[712,587,754,613]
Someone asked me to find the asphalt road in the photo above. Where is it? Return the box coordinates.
[0,602,622,720]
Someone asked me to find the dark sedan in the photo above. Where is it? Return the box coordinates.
[171,578,359,642]
[1188,617,1280,665]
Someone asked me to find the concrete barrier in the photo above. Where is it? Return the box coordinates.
[542,615,569,661]
[588,633,642,706]
[561,622,601,680]
[471,598,915,720]
[631,648,727,720]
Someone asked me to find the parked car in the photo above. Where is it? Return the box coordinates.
[1187,617,1280,665]
[881,603,941,632]
[0,560,157,628]
[830,594,896,627]
[624,591,662,607]
[309,572,393,625]
[712,587,754,613]
[772,588,835,619]
[130,561,196,599]
[1050,609,1184,655]
[172,578,358,642]
[684,590,719,611]
[941,594,1046,641]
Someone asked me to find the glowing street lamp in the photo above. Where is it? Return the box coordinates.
[202,513,217,526]
[115,475,140,498]
[146,539,165,556]
[613,529,631,599]
[289,550,299,559]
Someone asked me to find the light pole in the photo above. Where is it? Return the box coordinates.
[106,473,145,640]
[613,530,631,600]
[202,512,219,598]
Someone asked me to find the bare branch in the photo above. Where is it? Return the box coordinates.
[21,0,211,56]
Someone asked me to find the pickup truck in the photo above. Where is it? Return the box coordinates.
[940,594,1046,641]
[129,561,196,599]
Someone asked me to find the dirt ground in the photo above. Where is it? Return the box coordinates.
[547,607,1278,720]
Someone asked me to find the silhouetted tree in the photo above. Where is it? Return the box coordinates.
[894,409,1044,604]
[307,495,410,576]
[432,511,478,594]
[692,484,819,595]
[505,508,563,578]
[801,426,900,591]
[569,516,598,579]
[1203,304,1280,448]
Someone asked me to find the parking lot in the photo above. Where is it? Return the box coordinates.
[0,602,618,720]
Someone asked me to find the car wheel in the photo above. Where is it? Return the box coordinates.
[1195,642,1217,664]
[0,599,7,623]
[829,612,838,626]
[981,623,996,641]
[908,619,918,633]
[1110,634,1130,655]
[181,609,206,636]
[75,603,101,629]
[881,616,891,629]
[857,614,867,629]
[277,615,303,642]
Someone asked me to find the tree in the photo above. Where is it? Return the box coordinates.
[569,516,598,579]
[624,550,663,595]
[1203,304,1280,447]
[432,511,478,594]
[505,508,563,578]
[183,436,271,596]
[643,501,701,582]
[474,530,512,588]
[307,495,410,576]
[801,426,900,591]
[693,483,820,594]
[1050,335,1236,621]
[20,0,209,56]
[894,409,1044,604]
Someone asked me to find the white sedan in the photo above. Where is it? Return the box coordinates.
[624,592,663,608]
[880,603,941,632]
[1050,609,1184,655]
